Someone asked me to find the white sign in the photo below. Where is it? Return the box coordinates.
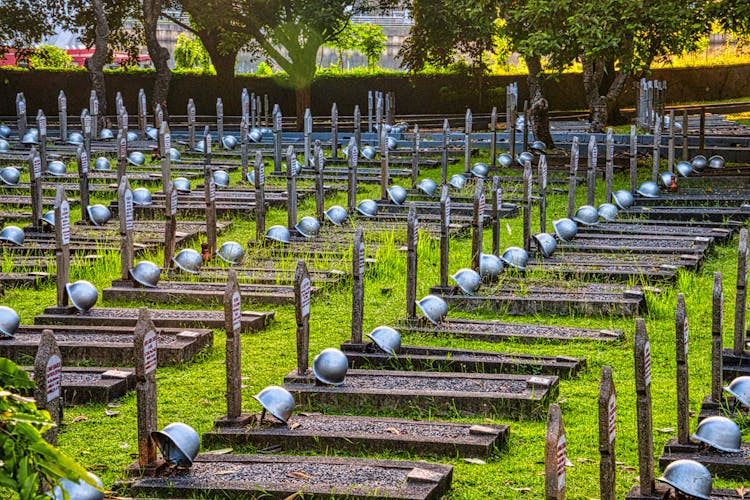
[92,100,99,116]
[124,189,134,231]
[591,146,598,168]
[644,341,651,386]
[205,135,212,154]
[60,200,70,245]
[170,187,178,216]
[38,116,47,136]
[188,106,196,122]
[351,147,358,167]
[18,100,26,115]
[32,156,41,178]
[556,434,567,490]
[59,97,67,111]
[208,178,216,202]
[683,317,689,355]
[275,113,282,131]
[231,291,242,331]
[80,151,89,174]
[45,354,62,402]
[143,330,157,374]
[300,277,311,318]
[258,165,265,187]
[478,194,486,218]
[164,133,171,152]
[119,138,127,158]
[358,242,365,276]
[608,394,616,444]
[444,198,451,227]
[84,115,92,135]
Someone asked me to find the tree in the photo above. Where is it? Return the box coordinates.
[143,0,172,118]
[710,0,750,44]
[0,1,63,59]
[174,32,212,71]
[28,45,73,69]
[353,23,386,70]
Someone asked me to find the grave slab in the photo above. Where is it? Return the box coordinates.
[659,439,750,479]
[621,205,750,222]
[25,366,135,405]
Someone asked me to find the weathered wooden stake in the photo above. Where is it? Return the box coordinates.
[138,89,148,133]
[203,131,217,256]
[652,116,661,183]
[187,99,196,150]
[675,293,690,445]
[630,126,638,194]
[295,260,311,375]
[538,156,548,233]
[16,93,27,138]
[89,90,99,140]
[117,129,127,185]
[406,207,418,319]
[216,98,224,144]
[347,138,359,215]
[471,179,485,272]
[734,229,748,355]
[491,176,502,255]
[28,148,43,227]
[567,137,579,219]
[522,100,529,152]
[698,107,706,155]
[605,128,614,204]
[134,307,158,468]
[490,107,498,169]
[681,110,689,161]
[286,145,298,232]
[352,228,365,344]
[599,366,616,500]
[76,145,90,223]
[464,109,472,173]
[353,105,362,150]
[303,108,312,170]
[314,141,325,222]
[254,151,266,242]
[367,91,373,133]
[440,186,450,288]
[273,109,283,173]
[224,269,242,420]
[118,177,134,281]
[411,125,420,188]
[159,122,171,196]
[54,187,71,308]
[441,119,449,186]
[667,110,675,173]
[37,110,47,169]
[81,109,91,163]
[523,160,532,252]
[34,330,63,444]
[587,135,598,207]
[240,116,249,181]
[711,272,724,403]
[634,318,656,496]
[163,181,177,270]
[380,123,389,200]
[58,91,68,142]
[544,403,566,500]
[331,103,339,159]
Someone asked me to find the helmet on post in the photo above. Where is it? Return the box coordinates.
[213,170,230,188]
[497,153,513,168]
[312,348,348,385]
[67,131,84,145]
[416,295,448,325]
[724,376,750,408]
[470,162,489,179]
[516,151,533,166]
[222,135,238,150]
[173,177,191,193]
[450,268,482,295]
[172,248,202,274]
[657,459,711,500]
[151,422,200,467]
[127,151,145,166]
[675,161,693,177]
[65,280,99,312]
[691,155,707,172]
[99,128,114,140]
[708,155,724,169]
[367,326,401,356]
[132,187,152,206]
[129,260,161,288]
[47,160,67,176]
[253,385,295,424]
[94,156,111,171]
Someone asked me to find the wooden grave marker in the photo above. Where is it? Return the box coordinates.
[138,88,148,133]
[587,135,597,207]
[352,228,365,344]
[406,207,418,319]
[273,109,282,173]
[567,136,579,219]
[303,108,312,170]
[347,138,358,215]
[253,151,266,241]
[187,98,196,150]
[159,122,171,196]
[118,176,135,281]
[491,177,502,255]
[441,119,449,186]
[523,160,532,252]
[55,187,71,309]
[544,403,566,500]
[675,293,690,445]
[630,125,638,194]
[605,128,614,204]
[216,98,224,143]
[380,123,390,201]
[735,228,747,355]
[353,104,361,150]
[163,180,177,270]
[472,180,485,272]
[295,260,311,376]
[34,330,63,444]
[117,129,127,185]
[16,93,27,137]
[76,144,90,223]
[490,107,498,169]
[313,141,325,221]
[539,155,548,233]
[58,90,67,142]
[439,185,450,288]
[599,366,616,500]
[286,145,298,232]
[464,108,472,173]
[411,124,420,188]
[203,129,217,256]
[652,116,661,183]
[28,147,43,228]
[37,109,47,168]
[134,307,159,471]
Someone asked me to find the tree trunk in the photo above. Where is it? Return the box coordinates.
[198,29,237,106]
[85,0,109,130]
[582,55,631,132]
[295,86,311,131]
[525,56,554,147]
[142,0,171,119]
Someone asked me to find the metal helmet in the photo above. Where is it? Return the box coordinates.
[128,151,145,166]
[98,127,114,140]
[532,232,557,258]
[222,135,238,150]
[501,247,529,271]
[169,147,181,162]
[47,160,67,176]
[708,155,725,169]
[172,248,202,274]
[356,199,378,218]
[675,161,693,177]
[129,260,161,288]
[173,177,191,193]
[312,347,349,386]
[416,295,448,325]
[637,181,660,198]
[597,203,619,222]
[497,153,513,168]
[21,129,38,145]
[691,155,707,172]
[87,204,112,226]
[553,218,578,242]
[573,205,600,226]
[67,131,84,145]
[0,306,21,337]
[448,173,466,190]
[658,459,712,500]
[387,185,408,205]
[516,151,534,166]
[246,170,256,185]
[387,136,398,150]
[416,178,437,197]
[0,225,25,246]
[265,225,291,244]
[126,131,139,142]
[213,170,230,188]
[132,187,152,206]
[145,126,158,141]
[295,216,321,238]
[724,376,750,408]
[361,145,376,160]
[41,210,55,227]
[659,171,677,190]
[151,422,200,467]
[325,205,348,226]
[530,140,546,154]
[248,128,262,143]
[0,139,9,152]
[451,268,482,295]
[471,162,489,179]
[0,166,21,186]
[52,472,104,500]
[217,241,245,265]
[65,280,99,312]
[479,253,504,280]
[612,190,634,209]
[0,124,10,138]
[691,416,742,452]
[253,385,295,424]
[259,127,271,135]
[94,156,111,171]
[367,326,401,356]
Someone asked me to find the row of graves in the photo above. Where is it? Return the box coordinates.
[1,85,750,498]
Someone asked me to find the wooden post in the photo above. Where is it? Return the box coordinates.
[380,123,389,200]
[440,186,450,288]
[735,229,748,355]
[522,100,529,152]
[89,90,99,140]
[286,145,298,232]
[675,293,690,445]
[464,108,472,173]
[81,109,91,165]
[471,179,485,272]
[599,366,616,500]
[508,84,517,161]
[76,145,90,223]
[303,108,312,171]
[347,138,359,215]
[294,260,311,375]
[240,116,249,182]
[411,125,420,188]
[203,132,217,256]
[216,98,224,144]
[224,269,242,420]
[376,94,383,149]
[118,177,134,281]
[587,135,597,207]
[544,403,566,500]
[698,107,705,155]
[28,148,43,227]
[491,176,502,255]
[16,93,27,138]
[58,91,67,143]
[441,119,449,186]
[159,122,171,196]
[681,110,689,161]
[667,110,675,173]
[163,181,177,270]
[273,109,283,173]
[367,90,373,133]
[605,128,614,204]
[538,155,548,233]
[154,104,163,131]
[331,103,339,159]
[314,141,325,222]
[134,307,158,468]
[254,151,266,242]
[37,110,47,170]
[567,137,579,219]
[630,126,638,194]
[54,187,71,308]
[117,129,127,186]
[34,330,63,444]
[711,272,724,403]
[523,160,532,252]
[652,115,661,183]
[634,318,656,496]
[406,206,418,319]
[352,228,365,344]
[353,105,362,150]
[263,95,269,126]
[187,99,196,150]
[138,89,148,134]
[490,107,498,169]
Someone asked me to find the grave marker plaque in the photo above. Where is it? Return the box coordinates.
[464,109,472,173]
[492,177,502,255]
[538,156,548,233]
[54,188,70,308]
[286,146,298,232]
[599,366,616,500]
[204,161,217,256]
[314,140,325,222]
[304,109,312,171]
[523,161,532,252]
[159,122,171,196]
[34,331,62,444]
[242,88,250,124]
[216,98,224,143]
[734,229,748,355]
[352,228,365,343]
[508,83,518,160]
[240,115,249,181]
[58,90,67,142]
[544,404,566,500]
[83,110,92,160]
[587,135,597,207]
[406,208,418,319]
[380,124,389,200]
[119,177,134,281]
[37,110,47,170]
[675,294,690,444]
[225,270,242,419]
[154,104,163,129]
[254,152,266,241]
[605,128,614,203]
[634,318,656,495]
[441,119,450,185]
[134,307,158,467]
[347,138,358,214]
[117,131,127,185]
[89,90,99,139]
[439,186,450,288]
[77,145,90,222]
[295,261,311,375]
[567,137,579,219]
[29,148,43,227]
[712,272,723,402]
[472,181,485,272]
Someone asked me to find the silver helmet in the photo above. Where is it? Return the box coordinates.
[387,136,398,151]
[448,173,466,190]
[479,253,504,280]
[356,199,378,218]
[169,147,181,163]
[132,187,152,206]
[451,268,482,295]
[612,189,634,209]
[659,171,676,190]
[172,248,202,274]
[194,139,205,154]
[21,130,38,145]
[497,153,513,168]
[129,260,161,288]
[573,205,599,226]
[52,472,104,500]
[217,241,245,265]
[636,181,660,198]
[0,166,21,186]
[65,280,99,312]
[361,145,376,160]
[501,247,529,271]
[87,204,112,226]
[691,415,741,452]
[67,131,84,145]
[213,170,230,188]
[173,177,191,193]
[0,124,10,138]
[246,170,256,185]
[516,151,534,166]
[222,135,238,150]
[387,185,408,205]
[416,294,448,325]
[151,422,200,467]
[0,139,8,152]
[248,128,262,143]
[253,385,295,424]
[265,225,291,244]
[94,156,111,171]
[708,155,725,169]
[597,203,619,222]
[532,232,557,258]
[553,218,578,242]
[691,155,707,172]
[0,225,25,246]
[325,205,348,226]
[126,131,139,142]
[295,216,321,238]
[145,126,158,141]
[312,347,349,386]
[127,151,145,166]
[47,160,67,176]
[98,127,114,140]
[658,459,712,500]
[0,306,21,337]
[530,140,546,154]
[675,161,693,177]
[470,162,489,179]
[724,376,750,408]
[367,326,401,356]
[41,210,55,227]
[416,178,437,197]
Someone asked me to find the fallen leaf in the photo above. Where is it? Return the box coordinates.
[576,457,595,463]
[287,471,312,480]
[283,493,304,500]
[464,458,486,465]
[119,442,130,449]
[107,402,121,408]
[620,466,637,472]
[72,415,88,423]
[215,470,235,475]
[386,427,401,435]
[657,427,674,433]
[565,458,574,467]
[289,422,301,430]
[104,410,119,417]
[738,487,749,498]
[204,448,233,455]
[509,487,531,492]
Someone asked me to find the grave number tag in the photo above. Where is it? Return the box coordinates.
[608,394,616,444]
[80,151,89,174]
[300,277,311,318]
[164,133,171,152]
[60,200,70,245]
[683,317,689,355]
[143,330,157,375]
[170,188,178,216]
[644,341,651,386]
[232,291,242,332]
[209,178,216,202]
[556,434,567,490]
[445,199,451,227]
[18,100,26,115]
[358,242,365,276]
[119,138,127,158]
[258,165,265,187]
[32,156,42,178]
[84,115,92,135]
[39,116,47,136]
[45,355,62,402]
[275,113,282,131]
[124,189,134,231]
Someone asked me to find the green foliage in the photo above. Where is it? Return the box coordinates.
[0,1,64,58]
[28,45,73,69]
[352,23,387,70]
[0,358,94,499]
[174,33,214,73]
[255,60,274,76]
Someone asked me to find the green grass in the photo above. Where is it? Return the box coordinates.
[2,152,749,498]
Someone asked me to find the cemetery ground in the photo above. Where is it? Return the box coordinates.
[2,152,749,498]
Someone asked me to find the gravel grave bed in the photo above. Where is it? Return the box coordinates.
[38,308,265,321]
[303,374,531,394]
[401,320,621,339]
[9,332,177,344]
[560,238,702,250]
